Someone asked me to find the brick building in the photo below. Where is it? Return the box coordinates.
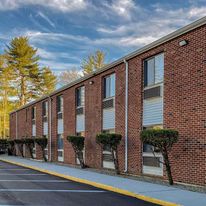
[10,17,206,186]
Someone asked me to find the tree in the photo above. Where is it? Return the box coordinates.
[24,138,35,159]
[38,67,57,95]
[14,139,25,157]
[35,137,48,161]
[0,55,16,138]
[58,68,82,86]
[5,36,56,106]
[8,140,15,155]
[140,129,178,185]
[81,50,106,75]
[96,133,122,174]
[67,135,85,168]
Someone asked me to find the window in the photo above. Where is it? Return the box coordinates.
[57,134,63,150]
[142,125,163,176]
[103,73,115,99]
[76,131,85,137]
[42,101,48,117]
[144,53,164,87]
[31,107,36,120]
[57,96,63,113]
[76,86,85,107]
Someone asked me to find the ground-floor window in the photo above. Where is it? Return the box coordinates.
[44,135,48,160]
[57,134,64,162]
[32,143,36,158]
[142,125,163,176]
[102,129,115,169]
[76,131,85,165]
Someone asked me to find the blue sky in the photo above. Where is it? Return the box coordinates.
[0,0,205,74]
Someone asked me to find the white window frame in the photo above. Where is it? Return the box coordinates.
[103,73,116,100]
[144,53,164,88]
[57,134,64,162]
[142,125,163,176]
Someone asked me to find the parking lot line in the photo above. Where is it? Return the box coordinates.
[0,169,30,170]
[0,189,106,193]
[0,174,46,175]
[0,180,69,182]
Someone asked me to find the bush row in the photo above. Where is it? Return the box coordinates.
[3,129,178,185]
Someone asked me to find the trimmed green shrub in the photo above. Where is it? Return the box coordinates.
[140,129,178,185]
[96,133,122,174]
[35,137,48,161]
[14,139,25,157]
[23,138,35,159]
[8,140,15,155]
[0,139,8,154]
[67,136,85,168]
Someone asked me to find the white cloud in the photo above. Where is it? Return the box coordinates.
[37,11,55,28]
[0,0,87,12]
[40,59,79,73]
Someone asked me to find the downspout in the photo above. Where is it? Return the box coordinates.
[49,96,52,162]
[123,59,128,173]
[15,111,18,139]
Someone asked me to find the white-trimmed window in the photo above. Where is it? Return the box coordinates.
[76,86,85,108]
[142,125,163,176]
[57,95,63,114]
[42,101,48,117]
[144,53,164,87]
[103,73,115,99]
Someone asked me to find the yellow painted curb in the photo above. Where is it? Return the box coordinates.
[0,159,181,206]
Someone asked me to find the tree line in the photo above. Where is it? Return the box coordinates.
[0,36,106,138]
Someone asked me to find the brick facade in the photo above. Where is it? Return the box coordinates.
[9,19,206,186]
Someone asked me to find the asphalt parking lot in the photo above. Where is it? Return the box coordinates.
[0,161,160,206]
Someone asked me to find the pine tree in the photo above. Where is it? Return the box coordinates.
[39,67,57,95]
[5,36,40,106]
[0,55,16,138]
[81,50,106,75]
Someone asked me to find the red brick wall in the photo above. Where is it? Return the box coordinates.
[10,24,206,186]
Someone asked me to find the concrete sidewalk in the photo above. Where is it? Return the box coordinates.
[0,155,205,206]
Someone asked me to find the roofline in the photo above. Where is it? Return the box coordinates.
[10,16,206,114]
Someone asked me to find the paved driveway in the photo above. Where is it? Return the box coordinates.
[0,161,159,206]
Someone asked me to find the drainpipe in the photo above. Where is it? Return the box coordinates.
[49,96,52,162]
[15,111,18,139]
[123,59,128,173]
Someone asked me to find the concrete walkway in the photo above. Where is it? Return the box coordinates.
[0,155,205,206]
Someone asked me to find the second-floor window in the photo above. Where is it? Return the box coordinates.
[42,101,48,117]
[103,73,115,99]
[57,95,63,113]
[144,53,164,87]
[76,86,85,107]
[31,107,36,120]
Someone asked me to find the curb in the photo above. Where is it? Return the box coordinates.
[0,158,181,206]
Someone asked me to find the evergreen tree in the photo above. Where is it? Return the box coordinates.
[0,55,16,138]
[5,36,41,106]
[81,50,106,75]
[39,67,57,95]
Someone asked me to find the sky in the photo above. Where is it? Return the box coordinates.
[0,0,206,74]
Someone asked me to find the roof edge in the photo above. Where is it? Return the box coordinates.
[10,16,206,114]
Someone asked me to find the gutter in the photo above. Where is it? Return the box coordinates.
[123,59,128,173]
[10,16,206,115]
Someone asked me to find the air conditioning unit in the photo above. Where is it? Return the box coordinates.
[76,107,84,115]
[57,112,63,119]
[144,86,161,99]
[103,98,114,109]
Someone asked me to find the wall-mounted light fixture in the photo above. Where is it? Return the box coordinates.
[89,81,94,85]
[179,40,188,47]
